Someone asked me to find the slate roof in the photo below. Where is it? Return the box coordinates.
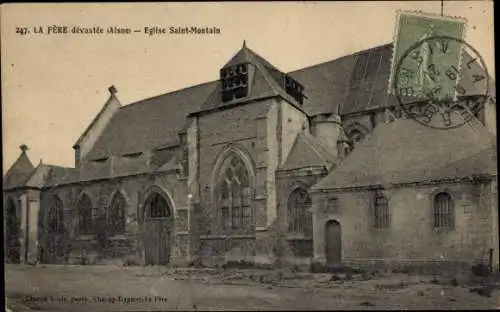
[44,152,179,186]
[86,81,217,160]
[82,42,494,161]
[280,131,337,171]
[289,43,493,116]
[3,152,35,190]
[312,117,497,191]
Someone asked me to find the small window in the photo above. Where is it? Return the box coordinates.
[433,192,454,229]
[326,197,338,213]
[374,192,390,229]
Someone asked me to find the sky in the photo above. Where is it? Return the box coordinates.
[1,1,495,174]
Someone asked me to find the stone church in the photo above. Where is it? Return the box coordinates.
[4,41,499,271]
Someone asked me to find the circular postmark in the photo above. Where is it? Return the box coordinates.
[394,35,490,129]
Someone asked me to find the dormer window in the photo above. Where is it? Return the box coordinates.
[221,63,249,102]
[285,75,305,105]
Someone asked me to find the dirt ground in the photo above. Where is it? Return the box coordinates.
[5,264,500,311]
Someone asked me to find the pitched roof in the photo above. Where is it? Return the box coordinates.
[224,41,280,71]
[82,42,494,161]
[43,165,79,186]
[289,43,493,116]
[312,117,496,191]
[280,131,337,171]
[289,44,394,116]
[44,150,179,186]
[74,93,121,148]
[86,81,217,160]
[3,152,35,190]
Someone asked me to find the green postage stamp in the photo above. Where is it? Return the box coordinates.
[389,11,467,100]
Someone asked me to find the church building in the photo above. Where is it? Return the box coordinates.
[4,41,498,271]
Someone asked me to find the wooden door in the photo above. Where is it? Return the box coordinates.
[143,192,173,265]
[325,220,341,266]
[144,219,171,265]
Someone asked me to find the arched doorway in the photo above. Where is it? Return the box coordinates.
[325,220,341,266]
[143,190,173,265]
[45,196,66,263]
[6,198,20,263]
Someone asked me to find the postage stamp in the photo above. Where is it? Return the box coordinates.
[389,11,490,129]
[2,3,497,311]
[393,36,490,129]
[389,11,467,99]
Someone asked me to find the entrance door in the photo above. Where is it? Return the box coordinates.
[325,220,341,266]
[45,196,66,263]
[144,192,172,265]
[6,198,20,264]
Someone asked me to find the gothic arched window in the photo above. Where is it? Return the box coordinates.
[48,196,64,234]
[215,153,253,233]
[77,194,93,236]
[108,192,126,236]
[433,192,454,229]
[145,192,171,219]
[287,188,313,237]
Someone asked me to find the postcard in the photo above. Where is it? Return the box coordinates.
[2,2,497,311]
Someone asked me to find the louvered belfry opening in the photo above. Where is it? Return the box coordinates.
[284,75,305,105]
[220,63,249,102]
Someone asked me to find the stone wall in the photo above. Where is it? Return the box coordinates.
[275,172,326,267]
[38,170,190,266]
[311,180,498,269]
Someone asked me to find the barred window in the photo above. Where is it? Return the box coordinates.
[48,196,64,233]
[433,192,454,229]
[77,194,93,235]
[108,192,126,236]
[287,188,313,237]
[216,153,253,234]
[374,192,390,229]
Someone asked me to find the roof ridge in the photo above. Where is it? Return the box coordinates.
[120,80,218,110]
[288,42,392,75]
